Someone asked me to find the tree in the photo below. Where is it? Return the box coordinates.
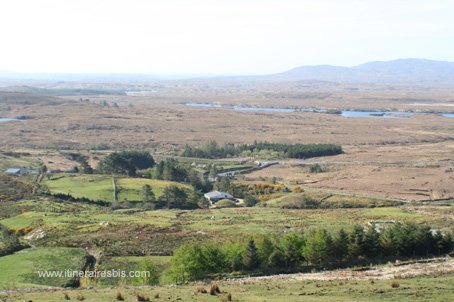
[82,163,93,174]
[244,194,258,207]
[169,242,227,283]
[223,241,244,272]
[169,243,207,283]
[214,177,231,193]
[135,258,159,285]
[281,233,304,269]
[141,184,155,203]
[97,153,135,176]
[258,237,275,267]
[363,227,380,258]
[161,185,189,209]
[97,151,155,176]
[209,165,218,179]
[332,228,349,262]
[243,240,260,270]
[303,229,332,267]
[268,248,285,270]
[40,164,48,175]
[348,225,365,259]
[188,189,209,208]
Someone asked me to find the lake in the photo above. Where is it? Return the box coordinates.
[0,118,22,123]
[187,103,454,119]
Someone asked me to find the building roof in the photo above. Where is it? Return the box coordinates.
[5,168,21,174]
[204,191,234,200]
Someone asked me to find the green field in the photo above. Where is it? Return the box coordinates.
[262,191,402,208]
[44,174,190,202]
[1,197,453,300]
[0,247,86,289]
[3,272,454,301]
[1,199,452,257]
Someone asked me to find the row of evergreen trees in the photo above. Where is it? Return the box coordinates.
[182,140,342,159]
[169,223,454,283]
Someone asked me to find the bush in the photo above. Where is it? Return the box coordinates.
[391,280,400,288]
[169,242,227,283]
[116,291,125,301]
[136,293,150,301]
[196,287,207,294]
[309,163,324,173]
[135,258,160,285]
[210,284,221,295]
[215,199,237,208]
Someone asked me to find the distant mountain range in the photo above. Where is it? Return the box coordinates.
[265,59,454,84]
[1,59,454,84]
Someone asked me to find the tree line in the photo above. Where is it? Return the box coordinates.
[97,151,156,176]
[139,184,208,210]
[182,140,342,159]
[168,223,454,283]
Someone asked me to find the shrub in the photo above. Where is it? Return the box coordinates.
[16,226,33,235]
[210,284,221,295]
[76,294,85,301]
[293,186,303,193]
[116,291,125,301]
[391,280,400,288]
[64,292,70,300]
[136,293,150,302]
[196,287,207,293]
[309,163,324,173]
[135,258,160,285]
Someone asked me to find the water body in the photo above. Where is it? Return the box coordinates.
[0,118,22,123]
[187,103,323,113]
[187,103,454,119]
[341,111,412,119]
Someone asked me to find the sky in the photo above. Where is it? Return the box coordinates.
[0,0,453,75]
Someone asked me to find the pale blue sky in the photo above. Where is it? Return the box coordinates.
[1,0,453,74]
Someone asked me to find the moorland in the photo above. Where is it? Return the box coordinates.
[0,64,454,301]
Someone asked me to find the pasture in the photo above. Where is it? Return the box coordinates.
[43,174,190,202]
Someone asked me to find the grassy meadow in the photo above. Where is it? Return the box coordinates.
[43,174,190,202]
[0,247,86,290]
[3,272,454,301]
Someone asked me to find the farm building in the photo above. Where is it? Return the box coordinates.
[204,191,235,203]
[4,167,29,176]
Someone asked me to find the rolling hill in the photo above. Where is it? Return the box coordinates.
[268,58,454,84]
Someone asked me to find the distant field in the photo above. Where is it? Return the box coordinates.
[116,177,191,201]
[0,152,40,171]
[2,198,452,257]
[262,191,402,208]
[43,174,190,202]
[0,247,86,289]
